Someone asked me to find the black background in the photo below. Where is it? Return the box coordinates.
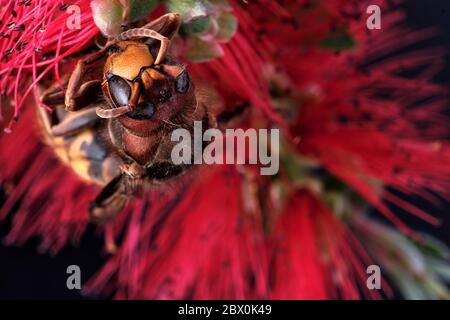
[1,0,450,299]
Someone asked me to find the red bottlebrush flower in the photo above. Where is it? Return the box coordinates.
[85,167,269,299]
[269,190,389,300]
[1,0,450,300]
[0,0,98,130]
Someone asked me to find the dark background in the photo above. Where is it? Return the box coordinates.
[1,0,450,299]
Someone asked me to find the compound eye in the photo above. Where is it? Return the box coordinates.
[175,69,189,94]
[108,76,131,107]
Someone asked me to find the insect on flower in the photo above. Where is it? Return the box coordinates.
[36,13,218,224]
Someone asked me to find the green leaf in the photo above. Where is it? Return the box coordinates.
[164,0,212,20]
[185,38,224,62]
[179,16,212,37]
[215,12,238,42]
[428,258,450,282]
[208,0,232,11]
[365,222,428,275]
[128,0,160,22]
[390,271,428,300]
[355,217,450,299]
[320,29,356,51]
[414,234,450,260]
[91,0,124,37]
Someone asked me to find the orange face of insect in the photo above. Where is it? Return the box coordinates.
[101,41,195,136]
